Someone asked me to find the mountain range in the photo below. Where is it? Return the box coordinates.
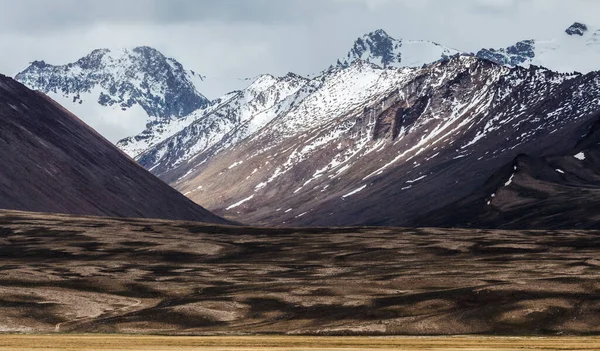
[477,22,600,73]
[13,22,600,228]
[167,57,600,226]
[18,22,600,144]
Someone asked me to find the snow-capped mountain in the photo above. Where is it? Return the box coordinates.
[476,22,600,73]
[15,47,209,141]
[336,29,460,69]
[118,72,309,171]
[161,56,600,226]
[341,23,600,74]
[118,29,460,167]
[19,23,600,227]
[116,24,600,227]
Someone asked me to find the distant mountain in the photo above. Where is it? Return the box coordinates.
[161,56,600,226]
[335,23,600,74]
[476,22,600,73]
[0,74,228,224]
[118,29,461,174]
[336,29,459,69]
[15,47,209,141]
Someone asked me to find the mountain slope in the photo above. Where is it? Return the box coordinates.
[336,29,459,69]
[15,47,209,142]
[121,73,309,175]
[164,56,600,226]
[0,74,228,224]
[410,120,600,229]
[477,22,600,73]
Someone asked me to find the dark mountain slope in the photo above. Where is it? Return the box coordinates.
[410,119,600,229]
[0,75,228,224]
[168,57,600,227]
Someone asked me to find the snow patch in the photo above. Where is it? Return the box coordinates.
[342,185,367,198]
[406,175,427,184]
[225,195,254,210]
[504,173,516,187]
[228,161,244,169]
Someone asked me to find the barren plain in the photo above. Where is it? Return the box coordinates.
[0,210,599,336]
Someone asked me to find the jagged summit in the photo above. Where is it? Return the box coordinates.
[476,40,536,66]
[336,29,459,69]
[15,46,209,141]
[343,29,401,68]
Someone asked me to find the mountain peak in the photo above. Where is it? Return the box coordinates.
[131,45,164,56]
[30,60,48,68]
[336,29,458,70]
[16,46,209,141]
[283,72,305,80]
[345,29,401,68]
[565,22,589,36]
[247,74,278,92]
[364,29,392,39]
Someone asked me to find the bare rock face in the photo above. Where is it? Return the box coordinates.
[336,29,458,69]
[476,40,536,66]
[566,22,589,36]
[0,75,228,224]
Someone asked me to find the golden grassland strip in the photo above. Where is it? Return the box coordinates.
[0,335,600,351]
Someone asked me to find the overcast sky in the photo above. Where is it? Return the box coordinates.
[0,0,598,81]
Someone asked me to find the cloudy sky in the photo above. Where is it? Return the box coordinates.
[1,0,597,82]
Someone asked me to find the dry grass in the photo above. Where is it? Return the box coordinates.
[1,335,600,351]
